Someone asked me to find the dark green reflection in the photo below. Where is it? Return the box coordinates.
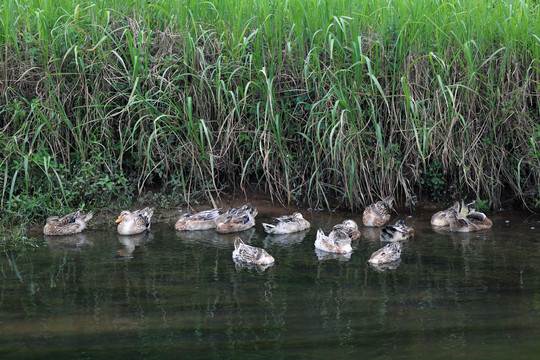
[1,212,540,359]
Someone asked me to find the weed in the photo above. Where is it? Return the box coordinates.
[0,0,538,217]
[420,161,447,203]
[475,199,490,213]
[0,225,41,251]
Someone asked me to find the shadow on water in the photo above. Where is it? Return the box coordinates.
[44,233,94,251]
[1,210,540,359]
[116,232,153,259]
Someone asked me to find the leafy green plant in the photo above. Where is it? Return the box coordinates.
[0,225,41,251]
[475,199,490,213]
[0,0,537,218]
[421,161,447,203]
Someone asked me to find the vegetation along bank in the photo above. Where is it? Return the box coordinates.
[0,0,538,226]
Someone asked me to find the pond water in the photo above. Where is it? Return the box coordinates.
[1,208,540,359]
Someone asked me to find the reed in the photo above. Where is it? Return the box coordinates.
[0,0,538,222]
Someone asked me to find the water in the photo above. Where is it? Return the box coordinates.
[1,209,539,359]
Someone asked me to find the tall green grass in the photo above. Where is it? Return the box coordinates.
[0,0,538,220]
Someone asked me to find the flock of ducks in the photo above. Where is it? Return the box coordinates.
[42,198,493,270]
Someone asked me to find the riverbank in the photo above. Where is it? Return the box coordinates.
[1,0,538,226]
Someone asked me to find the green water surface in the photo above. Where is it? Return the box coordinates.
[1,210,539,359]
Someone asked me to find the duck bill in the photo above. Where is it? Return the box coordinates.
[115,216,124,223]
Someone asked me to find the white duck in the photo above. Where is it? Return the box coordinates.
[115,207,154,235]
[232,238,275,266]
[314,225,353,254]
[43,210,93,236]
[380,220,414,241]
[216,205,258,233]
[175,208,222,231]
[368,242,402,264]
[262,212,311,234]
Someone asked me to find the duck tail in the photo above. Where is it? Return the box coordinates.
[262,223,275,233]
[207,209,222,219]
[391,242,402,254]
[383,196,394,207]
[248,205,258,217]
[140,207,154,229]
[81,212,94,223]
[234,237,244,250]
[380,226,391,240]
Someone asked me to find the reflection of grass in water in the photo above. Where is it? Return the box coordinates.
[1,213,540,358]
[176,227,256,249]
[1,225,40,251]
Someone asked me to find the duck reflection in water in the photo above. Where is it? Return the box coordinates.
[362,226,380,241]
[178,227,256,249]
[264,229,309,247]
[117,232,153,259]
[369,259,402,272]
[44,233,93,251]
[234,260,274,273]
[314,248,352,261]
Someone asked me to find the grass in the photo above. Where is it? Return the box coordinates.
[0,0,538,225]
[0,224,40,251]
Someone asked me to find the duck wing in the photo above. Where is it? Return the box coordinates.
[330,225,352,245]
[273,214,295,224]
[79,212,93,223]
[192,209,222,221]
[233,238,273,265]
[57,211,81,226]
[368,242,401,264]
[394,224,411,233]
[466,211,486,221]
[133,207,153,230]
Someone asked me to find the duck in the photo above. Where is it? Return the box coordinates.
[115,207,154,235]
[446,207,493,232]
[175,208,222,231]
[339,219,361,241]
[232,237,275,266]
[380,219,414,241]
[461,200,478,216]
[315,225,353,254]
[368,242,402,264]
[362,196,393,227]
[216,205,258,234]
[430,200,474,226]
[262,212,311,234]
[431,202,460,226]
[43,210,93,236]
